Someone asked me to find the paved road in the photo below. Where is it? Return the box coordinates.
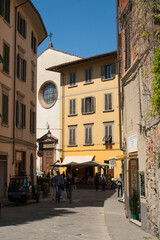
[0,189,112,240]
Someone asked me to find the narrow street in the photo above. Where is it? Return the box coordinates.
[0,189,112,240]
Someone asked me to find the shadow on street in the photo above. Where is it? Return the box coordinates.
[0,188,116,227]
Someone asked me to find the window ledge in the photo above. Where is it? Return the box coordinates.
[1,122,9,128]
[67,145,77,147]
[101,77,115,81]
[68,114,78,117]
[103,142,115,145]
[84,81,94,85]
[83,144,94,146]
[103,109,114,113]
[68,84,78,88]
[82,111,95,115]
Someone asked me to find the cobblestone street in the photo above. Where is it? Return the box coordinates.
[0,189,112,240]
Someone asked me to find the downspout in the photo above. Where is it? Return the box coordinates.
[13,0,28,165]
[116,0,123,151]
[61,72,65,162]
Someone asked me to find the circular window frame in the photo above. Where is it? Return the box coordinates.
[38,80,58,109]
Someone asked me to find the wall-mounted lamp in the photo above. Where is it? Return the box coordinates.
[47,129,51,138]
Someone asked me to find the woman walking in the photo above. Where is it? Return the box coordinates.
[66,173,74,203]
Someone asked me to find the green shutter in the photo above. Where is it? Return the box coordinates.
[22,104,26,128]
[17,54,20,78]
[5,0,10,23]
[2,94,8,124]
[23,59,26,81]
[81,98,84,114]
[16,100,19,126]
[3,42,9,74]
[91,97,95,112]
[0,0,4,16]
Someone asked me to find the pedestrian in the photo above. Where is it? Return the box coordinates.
[66,173,74,203]
[117,173,122,197]
[53,170,64,202]
[94,173,99,191]
[101,174,106,191]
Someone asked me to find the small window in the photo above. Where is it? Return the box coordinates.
[69,72,76,86]
[82,96,95,114]
[31,70,34,91]
[17,54,27,81]
[69,99,76,115]
[17,12,27,38]
[101,63,115,80]
[85,68,92,83]
[104,93,113,111]
[103,122,114,144]
[84,124,93,145]
[68,126,77,146]
[0,0,10,23]
[16,101,26,129]
[31,32,37,54]
[3,42,10,74]
[2,93,8,125]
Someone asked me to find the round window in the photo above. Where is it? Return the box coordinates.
[39,81,58,109]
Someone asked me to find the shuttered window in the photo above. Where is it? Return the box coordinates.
[68,126,76,146]
[17,12,27,38]
[104,93,113,111]
[0,0,10,23]
[103,122,113,144]
[84,124,93,145]
[69,99,76,115]
[2,93,8,125]
[101,63,115,80]
[3,42,9,74]
[125,24,131,71]
[85,67,92,83]
[17,54,27,81]
[31,31,37,54]
[16,101,26,128]
[69,72,76,86]
[30,109,35,133]
[81,96,95,114]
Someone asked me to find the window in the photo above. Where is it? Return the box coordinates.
[31,70,34,91]
[85,67,92,83]
[82,96,95,114]
[17,12,26,38]
[101,63,115,80]
[103,122,114,144]
[69,72,76,86]
[0,0,10,23]
[3,42,9,74]
[30,109,35,133]
[16,101,26,128]
[17,54,27,81]
[84,124,93,145]
[104,93,113,111]
[69,99,76,115]
[31,31,37,54]
[68,126,77,146]
[2,93,8,125]
[125,24,131,71]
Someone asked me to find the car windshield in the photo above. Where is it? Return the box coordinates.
[10,178,27,188]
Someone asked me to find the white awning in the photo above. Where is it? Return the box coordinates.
[62,155,94,165]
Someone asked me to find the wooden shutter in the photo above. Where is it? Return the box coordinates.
[73,99,76,114]
[2,94,8,124]
[16,100,19,126]
[33,111,35,133]
[73,128,75,145]
[22,104,26,128]
[69,128,72,145]
[85,127,88,144]
[3,43,9,74]
[0,0,4,16]
[91,97,95,112]
[89,68,92,81]
[111,63,115,78]
[17,54,20,78]
[23,18,26,38]
[101,65,105,80]
[17,12,20,32]
[81,98,85,114]
[5,0,10,23]
[109,125,112,143]
[89,127,92,144]
[30,109,32,132]
[23,59,26,81]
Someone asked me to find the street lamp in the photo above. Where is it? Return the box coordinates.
[47,129,51,138]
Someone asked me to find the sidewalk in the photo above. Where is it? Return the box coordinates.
[104,191,158,240]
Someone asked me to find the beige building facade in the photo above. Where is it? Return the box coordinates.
[0,0,47,198]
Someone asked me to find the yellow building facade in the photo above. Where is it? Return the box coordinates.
[50,51,122,179]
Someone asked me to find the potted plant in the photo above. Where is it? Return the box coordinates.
[131,189,140,220]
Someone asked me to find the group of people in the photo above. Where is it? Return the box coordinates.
[94,173,107,191]
[53,171,74,203]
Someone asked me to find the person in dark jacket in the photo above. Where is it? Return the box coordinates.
[94,173,99,191]
[66,173,74,203]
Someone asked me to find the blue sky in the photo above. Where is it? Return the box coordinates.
[31,0,117,58]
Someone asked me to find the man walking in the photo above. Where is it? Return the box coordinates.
[53,171,64,202]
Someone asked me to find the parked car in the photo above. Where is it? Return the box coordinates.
[8,176,40,204]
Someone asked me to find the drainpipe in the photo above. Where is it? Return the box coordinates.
[13,0,29,165]
[116,0,123,151]
[61,72,65,162]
